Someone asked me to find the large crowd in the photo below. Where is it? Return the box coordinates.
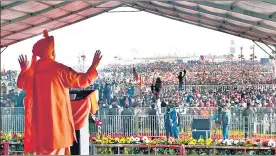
[92,60,276,138]
[94,60,275,110]
[1,59,275,110]
[1,59,276,139]
[101,61,275,85]
[1,70,25,107]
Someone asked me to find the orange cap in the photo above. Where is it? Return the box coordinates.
[32,30,55,59]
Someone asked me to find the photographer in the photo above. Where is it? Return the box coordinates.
[177,69,186,91]
[178,72,184,91]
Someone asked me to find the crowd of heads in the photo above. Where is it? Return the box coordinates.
[100,61,275,86]
[1,70,25,107]
[160,86,276,108]
[1,59,275,109]
[94,60,276,110]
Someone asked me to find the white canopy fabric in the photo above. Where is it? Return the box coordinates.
[1,1,276,48]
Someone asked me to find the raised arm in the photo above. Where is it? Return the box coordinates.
[17,55,35,90]
[211,113,219,120]
[17,69,29,90]
[61,50,102,88]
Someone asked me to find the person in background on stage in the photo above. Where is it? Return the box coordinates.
[164,106,172,140]
[17,30,102,155]
[170,105,180,139]
[17,90,26,107]
[221,105,231,140]
[99,100,108,133]
[211,106,222,137]
[242,102,253,138]
[108,98,119,133]
[121,103,133,136]
[148,104,158,138]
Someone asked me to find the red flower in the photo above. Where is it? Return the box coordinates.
[89,136,96,142]
[246,140,252,145]
[262,140,269,147]
[254,139,261,143]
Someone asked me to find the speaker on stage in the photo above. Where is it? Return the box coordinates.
[70,89,99,155]
[191,118,211,140]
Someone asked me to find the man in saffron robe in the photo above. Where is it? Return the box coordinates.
[17,30,102,155]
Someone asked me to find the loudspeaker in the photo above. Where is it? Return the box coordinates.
[192,131,211,140]
[192,119,211,130]
[192,118,211,140]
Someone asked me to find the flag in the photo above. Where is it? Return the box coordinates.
[133,65,139,82]
[140,76,145,89]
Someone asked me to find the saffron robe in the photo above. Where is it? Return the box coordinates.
[17,58,98,153]
[17,67,35,153]
[71,90,99,130]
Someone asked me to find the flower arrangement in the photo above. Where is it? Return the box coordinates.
[0,131,13,142]
[0,131,25,155]
[90,134,276,155]
[1,131,276,155]
[0,131,23,143]
[92,135,152,145]
[91,134,276,147]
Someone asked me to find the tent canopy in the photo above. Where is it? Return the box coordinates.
[1,1,276,48]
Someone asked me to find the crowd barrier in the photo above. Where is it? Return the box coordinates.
[138,84,276,93]
[1,107,24,115]
[1,115,24,133]
[2,106,276,116]
[99,107,276,116]
[1,114,276,154]
[2,107,276,134]
[89,114,276,140]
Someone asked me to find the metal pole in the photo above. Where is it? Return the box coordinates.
[259,39,276,53]
[252,40,275,59]
[139,76,141,107]
[1,47,8,54]
[240,47,243,84]
[240,47,243,70]
[253,45,255,71]
[240,47,243,68]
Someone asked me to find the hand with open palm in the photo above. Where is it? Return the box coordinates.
[18,55,29,70]
[92,50,102,68]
